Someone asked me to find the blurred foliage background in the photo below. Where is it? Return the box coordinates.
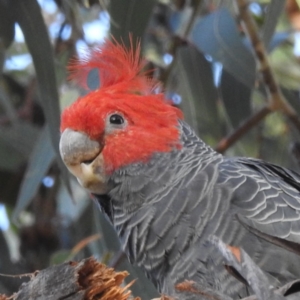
[1,0,300,297]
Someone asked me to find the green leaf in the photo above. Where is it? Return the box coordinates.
[109,0,156,46]
[220,70,252,129]
[0,84,18,124]
[0,120,37,171]
[282,88,300,113]
[0,121,39,157]
[13,126,55,220]
[50,250,73,265]
[261,0,285,49]
[190,8,256,88]
[0,143,25,171]
[169,45,221,144]
[271,44,300,90]
[0,0,15,49]
[119,260,159,298]
[9,0,71,194]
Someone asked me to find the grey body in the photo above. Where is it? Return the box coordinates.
[95,121,300,298]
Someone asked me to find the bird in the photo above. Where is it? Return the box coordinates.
[59,38,300,299]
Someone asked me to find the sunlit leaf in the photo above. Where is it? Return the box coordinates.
[190,8,256,88]
[13,126,55,220]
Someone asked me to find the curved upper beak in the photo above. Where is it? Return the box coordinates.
[59,129,107,194]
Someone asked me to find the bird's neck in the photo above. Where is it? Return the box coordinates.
[107,121,218,213]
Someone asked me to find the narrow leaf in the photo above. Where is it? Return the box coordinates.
[261,0,285,49]
[169,45,221,144]
[190,8,256,88]
[220,69,252,128]
[0,0,15,48]
[0,85,18,124]
[0,121,39,157]
[9,0,71,194]
[109,0,156,46]
[13,126,55,220]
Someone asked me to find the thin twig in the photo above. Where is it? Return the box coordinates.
[217,0,300,153]
[215,106,271,153]
[235,0,300,131]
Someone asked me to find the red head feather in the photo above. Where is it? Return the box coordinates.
[61,38,183,172]
[68,38,157,94]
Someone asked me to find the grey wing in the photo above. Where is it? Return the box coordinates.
[219,157,300,246]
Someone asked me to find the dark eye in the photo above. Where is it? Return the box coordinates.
[109,114,124,125]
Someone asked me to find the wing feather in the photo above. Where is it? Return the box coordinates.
[221,158,300,243]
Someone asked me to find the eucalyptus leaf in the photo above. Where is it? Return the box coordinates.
[0,143,25,171]
[0,230,12,294]
[271,45,300,90]
[13,126,55,220]
[109,0,156,46]
[9,0,71,194]
[50,250,73,265]
[0,121,39,157]
[0,85,18,124]
[0,116,39,172]
[119,260,159,299]
[0,0,15,49]
[190,8,256,88]
[261,0,285,49]
[169,45,221,144]
[220,69,253,128]
[282,88,300,114]
[268,32,290,52]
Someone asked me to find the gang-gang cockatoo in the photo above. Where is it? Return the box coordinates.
[59,39,300,299]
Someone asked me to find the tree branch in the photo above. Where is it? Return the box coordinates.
[215,106,271,153]
[216,0,300,153]
[1,252,299,300]
[235,0,300,131]
[0,257,137,300]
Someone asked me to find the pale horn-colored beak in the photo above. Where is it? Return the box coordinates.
[59,129,107,194]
